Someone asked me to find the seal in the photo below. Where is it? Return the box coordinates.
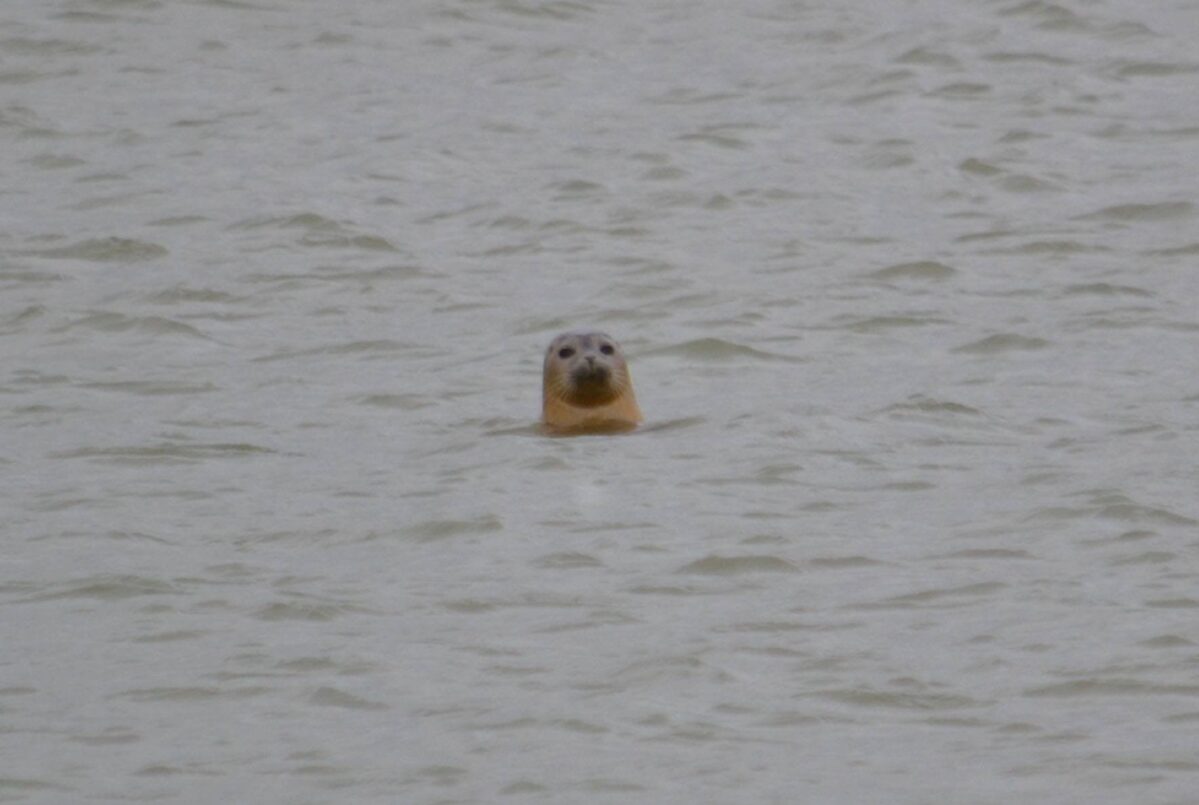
[541,331,643,434]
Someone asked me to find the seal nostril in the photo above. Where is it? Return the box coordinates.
[541,330,643,433]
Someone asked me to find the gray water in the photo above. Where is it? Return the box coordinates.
[3,0,1198,802]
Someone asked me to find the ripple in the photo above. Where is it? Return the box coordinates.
[637,416,706,433]
[443,598,497,613]
[356,393,434,410]
[1063,282,1152,297]
[53,442,275,464]
[869,261,957,281]
[935,549,1033,560]
[860,582,1006,609]
[1146,242,1199,256]
[253,339,416,362]
[1092,493,1195,526]
[999,174,1060,193]
[930,82,991,97]
[878,396,983,417]
[546,179,607,199]
[1112,61,1199,79]
[63,312,209,339]
[149,215,211,227]
[27,575,176,602]
[0,305,47,330]
[79,380,218,395]
[0,778,64,793]
[984,51,1072,66]
[146,287,246,304]
[231,212,344,232]
[402,516,503,541]
[27,153,87,169]
[806,555,886,568]
[895,47,959,67]
[1078,201,1194,222]
[254,601,365,621]
[0,266,64,284]
[534,552,604,569]
[120,686,270,702]
[816,688,983,711]
[676,127,750,149]
[1145,598,1199,609]
[309,686,389,710]
[133,630,209,643]
[1025,679,1199,697]
[0,37,103,56]
[836,314,949,333]
[719,620,819,633]
[0,687,36,696]
[1139,635,1194,649]
[646,338,800,363]
[953,333,1050,353]
[68,728,140,745]
[997,1,1086,30]
[230,213,398,250]
[959,158,1002,176]
[301,233,398,251]
[677,555,799,575]
[26,237,168,262]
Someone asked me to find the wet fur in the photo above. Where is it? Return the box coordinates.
[541,332,643,434]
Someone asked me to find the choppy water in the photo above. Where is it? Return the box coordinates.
[3,0,1198,802]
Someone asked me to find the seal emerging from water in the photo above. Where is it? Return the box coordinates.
[541,331,643,434]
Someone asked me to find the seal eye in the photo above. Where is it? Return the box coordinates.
[599,344,615,355]
[558,347,575,359]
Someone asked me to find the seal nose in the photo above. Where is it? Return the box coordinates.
[585,355,596,367]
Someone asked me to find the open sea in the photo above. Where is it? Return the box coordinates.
[2,0,1198,802]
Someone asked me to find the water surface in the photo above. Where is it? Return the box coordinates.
[2,0,1198,802]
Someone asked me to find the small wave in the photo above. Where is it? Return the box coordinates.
[252,339,414,362]
[1063,282,1152,297]
[403,516,503,541]
[146,287,245,304]
[28,574,177,602]
[1025,678,1199,698]
[309,686,389,710]
[230,212,344,232]
[646,338,800,363]
[356,393,433,410]
[934,549,1033,560]
[1025,492,1196,527]
[53,442,275,464]
[836,315,949,333]
[953,333,1050,353]
[1112,61,1199,79]
[816,687,982,711]
[534,552,604,569]
[254,600,366,622]
[26,237,168,262]
[878,396,983,417]
[677,554,799,575]
[869,260,956,281]
[79,380,218,395]
[860,582,1006,609]
[63,312,210,340]
[1078,201,1193,222]
[121,686,270,702]
[806,555,886,568]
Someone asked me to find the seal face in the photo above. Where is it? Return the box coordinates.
[541,331,643,434]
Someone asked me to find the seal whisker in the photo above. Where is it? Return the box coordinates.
[541,331,643,434]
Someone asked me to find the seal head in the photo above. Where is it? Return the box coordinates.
[541,331,643,434]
